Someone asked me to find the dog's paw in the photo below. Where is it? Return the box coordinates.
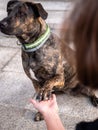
[90,95,98,107]
[36,89,52,101]
[36,89,43,101]
[34,112,44,121]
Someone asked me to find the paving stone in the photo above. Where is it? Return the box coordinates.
[0,47,19,69]
[0,71,34,107]
[0,104,25,130]
[0,36,20,47]
[35,1,73,11]
[3,50,24,73]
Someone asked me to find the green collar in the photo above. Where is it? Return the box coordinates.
[22,25,50,52]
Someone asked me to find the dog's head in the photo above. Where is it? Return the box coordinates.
[0,0,48,36]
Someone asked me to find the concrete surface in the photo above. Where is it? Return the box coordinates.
[0,0,98,130]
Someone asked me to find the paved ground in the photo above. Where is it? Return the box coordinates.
[0,0,98,130]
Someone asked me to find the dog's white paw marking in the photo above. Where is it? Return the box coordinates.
[29,68,38,81]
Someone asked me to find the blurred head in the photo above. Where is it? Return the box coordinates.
[62,0,98,89]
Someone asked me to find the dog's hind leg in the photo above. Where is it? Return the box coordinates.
[71,84,98,107]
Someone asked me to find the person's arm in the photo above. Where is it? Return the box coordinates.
[43,110,65,130]
[30,94,65,130]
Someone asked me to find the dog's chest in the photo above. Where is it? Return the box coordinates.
[22,38,62,80]
[29,49,59,72]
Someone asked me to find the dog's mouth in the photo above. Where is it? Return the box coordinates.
[0,28,12,35]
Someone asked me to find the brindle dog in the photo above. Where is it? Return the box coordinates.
[0,0,98,121]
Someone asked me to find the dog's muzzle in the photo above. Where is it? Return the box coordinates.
[0,18,9,28]
[0,20,11,35]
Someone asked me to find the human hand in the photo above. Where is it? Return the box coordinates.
[30,94,58,116]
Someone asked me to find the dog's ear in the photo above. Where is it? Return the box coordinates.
[26,2,48,20]
[7,0,19,15]
[33,3,48,20]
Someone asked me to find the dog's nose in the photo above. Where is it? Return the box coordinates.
[0,21,8,29]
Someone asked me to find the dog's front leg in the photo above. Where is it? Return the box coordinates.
[24,68,45,121]
[34,74,65,121]
[22,52,41,93]
[25,69,43,95]
[37,74,65,100]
